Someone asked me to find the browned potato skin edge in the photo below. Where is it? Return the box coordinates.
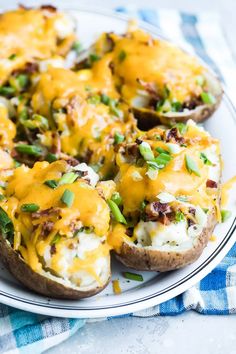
[133,87,223,130]
[0,235,111,299]
[115,210,217,272]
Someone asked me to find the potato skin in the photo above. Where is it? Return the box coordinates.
[115,210,217,272]
[0,235,110,299]
[134,76,223,130]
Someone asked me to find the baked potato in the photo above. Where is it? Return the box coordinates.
[0,5,76,85]
[0,160,112,299]
[108,120,221,271]
[76,27,222,129]
[12,67,138,179]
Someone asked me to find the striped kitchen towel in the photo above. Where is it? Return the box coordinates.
[0,7,236,354]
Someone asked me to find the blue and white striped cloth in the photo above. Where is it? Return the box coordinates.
[1,8,236,354]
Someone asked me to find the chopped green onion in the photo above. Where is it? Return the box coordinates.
[50,233,61,245]
[155,134,162,141]
[72,41,82,53]
[221,209,232,222]
[201,92,216,104]
[139,142,154,161]
[0,207,14,242]
[0,86,15,96]
[44,180,58,189]
[123,272,143,282]
[176,195,188,202]
[0,194,5,201]
[17,74,29,89]
[87,94,101,105]
[15,144,42,157]
[171,101,182,112]
[114,132,125,144]
[21,203,39,212]
[146,167,158,180]
[22,114,49,131]
[14,160,21,168]
[58,172,78,186]
[163,85,170,99]
[185,155,201,177]
[175,210,185,222]
[46,153,57,163]
[118,50,127,62]
[203,208,209,213]
[140,200,148,212]
[8,53,17,60]
[61,189,74,207]
[155,153,172,168]
[101,93,110,105]
[200,152,213,166]
[107,199,127,224]
[146,160,159,170]
[19,108,29,121]
[156,146,170,155]
[111,192,122,206]
[109,99,122,118]
[89,53,100,63]
[157,99,171,113]
[175,123,187,135]
[196,75,205,86]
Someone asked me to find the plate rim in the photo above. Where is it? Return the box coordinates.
[0,7,235,318]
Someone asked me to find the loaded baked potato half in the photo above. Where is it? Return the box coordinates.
[108,120,221,271]
[0,5,76,86]
[12,67,137,179]
[79,27,222,129]
[0,160,112,299]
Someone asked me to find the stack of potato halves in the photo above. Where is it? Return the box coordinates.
[0,5,223,299]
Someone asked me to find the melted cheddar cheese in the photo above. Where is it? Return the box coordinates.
[0,7,75,84]
[0,104,16,149]
[94,29,205,103]
[1,161,111,286]
[109,121,221,251]
[31,67,137,178]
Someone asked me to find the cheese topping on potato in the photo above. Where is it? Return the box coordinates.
[0,160,111,288]
[109,120,221,251]
[0,6,75,84]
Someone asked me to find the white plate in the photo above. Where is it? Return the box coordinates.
[0,9,235,318]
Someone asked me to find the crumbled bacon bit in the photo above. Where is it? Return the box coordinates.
[32,207,60,219]
[41,221,54,237]
[145,202,172,223]
[189,207,196,216]
[40,5,57,12]
[125,228,133,237]
[51,132,61,155]
[166,127,185,145]
[135,138,143,145]
[124,143,140,157]
[206,179,218,188]
[50,244,57,255]
[137,78,160,100]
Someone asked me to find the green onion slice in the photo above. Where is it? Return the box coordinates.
[114,132,125,144]
[201,92,216,104]
[185,155,201,177]
[61,189,74,207]
[44,180,58,189]
[221,209,232,223]
[123,272,143,282]
[107,199,127,224]
[139,142,154,161]
[21,203,39,212]
[45,153,57,163]
[15,144,42,157]
[58,172,78,186]
[118,50,127,62]
[200,152,213,166]
[111,192,122,206]
[50,234,61,245]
